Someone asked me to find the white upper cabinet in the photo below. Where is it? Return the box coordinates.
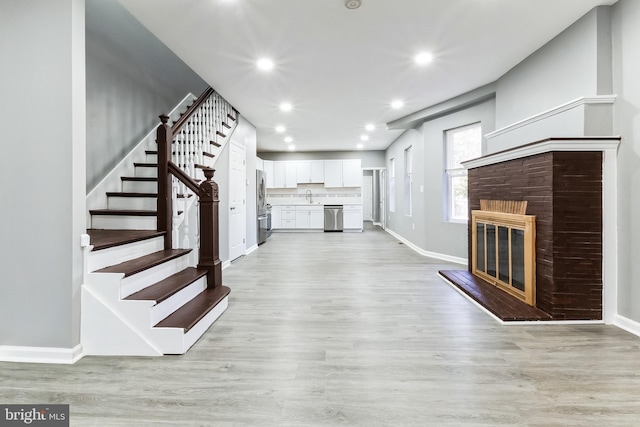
[297,160,324,183]
[273,161,297,188]
[264,160,274,188]
[323,160,343,187]
[342,159,362,187]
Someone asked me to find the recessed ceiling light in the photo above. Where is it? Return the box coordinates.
[256,58,274,71]
[414,52,434,65]
[391,100,404,109]
[280,102,292,112]
[288,144,296,151]
[357,143,364,149]
[284,136,293,143]
[360,135,369,141]
[365,123,375,131]
[275,125,286,133]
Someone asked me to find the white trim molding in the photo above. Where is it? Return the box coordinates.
[0,344,83,364]
[485,95,617,140]
[385,228,467,265]
[613,315,640,338]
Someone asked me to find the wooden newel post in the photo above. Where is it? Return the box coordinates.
[198,168,222,289]
[156,114,173,250]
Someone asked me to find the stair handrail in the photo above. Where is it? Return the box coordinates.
[157,115,222,288]
[171,87,215,135]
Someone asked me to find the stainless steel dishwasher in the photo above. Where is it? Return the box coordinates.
[324,205,343,232]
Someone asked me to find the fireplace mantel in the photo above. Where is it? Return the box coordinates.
[462,137,620,170]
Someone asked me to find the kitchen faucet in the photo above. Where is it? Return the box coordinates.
[305,189,313,204]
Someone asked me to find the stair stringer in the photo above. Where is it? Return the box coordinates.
[82,270,229,355]
[82,272,193,356]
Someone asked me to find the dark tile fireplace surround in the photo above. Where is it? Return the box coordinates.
[441,140,605,321]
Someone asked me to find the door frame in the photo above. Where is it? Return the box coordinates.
[228,140,246,261]
[362,167,386,230]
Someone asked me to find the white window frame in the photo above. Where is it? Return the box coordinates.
[404,146,412,217]
[444,123,482,223]
[389,157,396,213]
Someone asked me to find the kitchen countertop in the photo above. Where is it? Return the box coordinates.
[267,197,362,206]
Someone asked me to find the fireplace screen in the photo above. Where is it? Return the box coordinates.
[472,209,536,306]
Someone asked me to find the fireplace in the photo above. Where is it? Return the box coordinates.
[471,200,536,306]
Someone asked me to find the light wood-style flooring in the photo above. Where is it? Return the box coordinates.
[2,225,640,426]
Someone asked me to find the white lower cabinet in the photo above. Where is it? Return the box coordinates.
[296,205,324,229]
[280,205,297,229]
[343,205,363,230]
[271,205,281,229]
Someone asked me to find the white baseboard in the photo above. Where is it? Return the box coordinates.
[0,344,83,364]
[222,260,231,270]
[245,244,259,255]
[385,228,467,265]
[613,314,640,337]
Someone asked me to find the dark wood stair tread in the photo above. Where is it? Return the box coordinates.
[145,150,157,155]
[439,270,552,321]
[95,249,192,277]
[125,267,208,303]
[106,192,157,198]
[121,177,157,182]
[87,229,165,251]
[154,286,230,332]
[210,141,221,147]
[227,113,237,121]
[216,131,227,138]
[203,151,215,158]
[133,162,157,168]
[222,122,231,129]
[90,209,157,216]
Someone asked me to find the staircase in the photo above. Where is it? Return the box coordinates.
[82,87,238,356]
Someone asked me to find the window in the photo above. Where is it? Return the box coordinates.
[445,123,482,222]
[404,146,412,216]
[389,158,395,212]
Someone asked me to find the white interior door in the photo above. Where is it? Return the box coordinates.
[363,175,373,221]
[380,169,386,229]
[229,141,246,261]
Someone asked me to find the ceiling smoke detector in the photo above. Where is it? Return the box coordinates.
[345,0,361,10]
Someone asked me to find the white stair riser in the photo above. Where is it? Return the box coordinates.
[122,180,157,193]
[91,215,157,230]
[120,254,191,298]
[135,166,157,178]
[150,277,207,325]
[107,196,157,210]
[146,154,158,163]
[88,236,164,272]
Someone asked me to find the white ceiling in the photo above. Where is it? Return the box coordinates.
[119,0,618,153]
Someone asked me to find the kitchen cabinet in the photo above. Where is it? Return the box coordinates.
[323,160,343,187]
[297,160,324,183]
[280,205,297,228]
[263,160,274,188]
[296,205,324,229]
[273,161,297,188]
[342,159,362,187]
[343,205,363,230]
[270,205,281,229]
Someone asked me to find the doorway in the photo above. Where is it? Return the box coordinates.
[362,168,386,230]
[229,141,246,261]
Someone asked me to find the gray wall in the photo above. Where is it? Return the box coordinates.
[0,0,85,348]
[495,7,602,129]
[385,100,495,259]
[258,150,386,169]
[612,0,640,323]
[85,0,207,192]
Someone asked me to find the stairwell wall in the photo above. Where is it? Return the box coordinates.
[85,0,207,192]
[0,0,86,354]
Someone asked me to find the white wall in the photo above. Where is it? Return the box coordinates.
[0,0,85,349]
[612,0,640,323]
[258,150,385,169]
